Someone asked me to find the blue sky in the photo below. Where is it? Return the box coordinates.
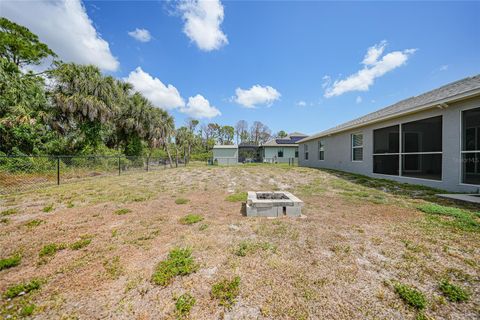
[3,1,480,135]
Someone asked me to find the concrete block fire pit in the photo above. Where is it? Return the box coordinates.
[246,191,303,217]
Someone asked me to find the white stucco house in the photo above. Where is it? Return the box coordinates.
[212,145,238,165]
[298,75,480,192]
[261,132,307,163]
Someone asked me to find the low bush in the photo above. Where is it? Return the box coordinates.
[175,293,196,318]
[70,235,93,250]
[393,282,427,310]
[39,243,66,257]
[179,214,203,225]
[211,276,241,309]
[114,208,131,215]
[152,248,198,286]
[1,208,18,216]
[225,192,247,202]
[42,204,54,213]
[439,280,470,302]
[0,254,21,271]
[4,279,41,299]
[175,198,190,205]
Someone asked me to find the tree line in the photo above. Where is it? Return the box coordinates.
[0,18,287,163]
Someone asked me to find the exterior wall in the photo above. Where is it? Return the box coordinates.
[263,146,298,163]
[213,148,238,165]
[298,96,480,192]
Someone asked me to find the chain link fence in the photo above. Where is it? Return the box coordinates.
[0,155,185,195]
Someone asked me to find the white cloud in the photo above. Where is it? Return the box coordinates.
[324,41,416,98]
[180,95,221,118]
[234,85,281,108]
[2,0,119,71]
[124,67,185,110]
[356,96,363,104]
[296,100,307,107]
[321,75,331,89]
[128,28,152,42]
[177,0,228,51]
[362,40,387,65]
[439,64,449,71]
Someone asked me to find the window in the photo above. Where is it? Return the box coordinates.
[277,148,284,158]
[318,140,325,160]
[351,133,363,161]
[462,107,480,184]
[373,125,400,175]
[295,149,299,158]
[304,144,309,160]
[372,116,442,180]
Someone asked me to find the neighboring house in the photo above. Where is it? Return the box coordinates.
[298,75,480,192]
[212,145,238,165]
[262,132,308,163]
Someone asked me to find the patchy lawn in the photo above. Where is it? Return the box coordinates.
[0,164,479,319]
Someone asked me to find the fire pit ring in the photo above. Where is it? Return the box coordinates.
[246,191,303,217]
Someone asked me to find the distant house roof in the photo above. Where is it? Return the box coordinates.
[299,74,480,143]
[262,132,308,147]
[213,145,238,149]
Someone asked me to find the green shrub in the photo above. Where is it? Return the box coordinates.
[225,192,247,202]
[439,280,470,302]
[4,279,41,299]
[1,208,18,216]
[417,203,479,232]
[0,254,21,271]
[70,236,93,250]
[152,248,198,286]
[393,282,427,309]
[39,243,66,257]
[211,276,241,309]
[25,219,44,228]
[114,208,131,215]
[175,198,190,205]
[179,214,203,225]
[234,241,276,257]
[42,204,54,213]
[103,256,123,279]
[175,293,196,318]
[20,304,36,316]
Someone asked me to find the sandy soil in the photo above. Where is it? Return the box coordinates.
[0,165,479,319]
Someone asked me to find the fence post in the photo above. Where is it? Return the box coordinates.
[146,156,149,172]
[57,156,60,185]
[118,155,121,175]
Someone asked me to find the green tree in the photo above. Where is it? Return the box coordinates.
[49,63,118,151]
[0,17,56,67]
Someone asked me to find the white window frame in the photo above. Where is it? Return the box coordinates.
[304,144,309,160]
[351,133,363,162]
[372,116,443,181]
[318,140,325,161]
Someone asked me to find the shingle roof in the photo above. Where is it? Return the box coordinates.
[213,145,238,149]
[262,132,308,147]
[299,74,480,143]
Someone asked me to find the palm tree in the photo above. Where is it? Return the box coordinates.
[49,63,118,151]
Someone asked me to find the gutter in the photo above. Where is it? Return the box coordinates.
[298,87,480,143]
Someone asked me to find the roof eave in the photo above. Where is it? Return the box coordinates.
[298,88,480,143]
